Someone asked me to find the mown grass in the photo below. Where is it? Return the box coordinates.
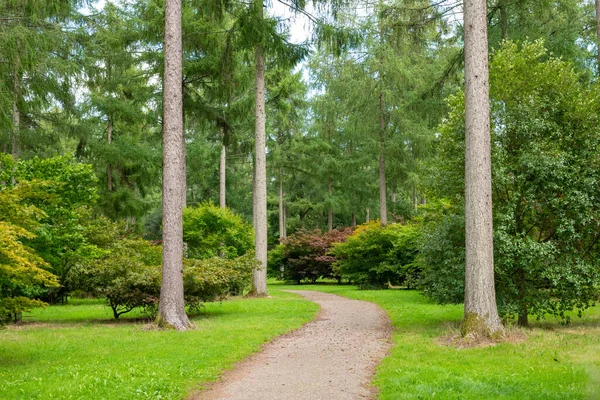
[0,288,319,400]
[272,282,600,400]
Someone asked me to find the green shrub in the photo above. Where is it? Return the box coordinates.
[68,237,162,319]
[183,252,258,309]
[422,42,600,325]
[419,212,465,304]
[0,179,60,324]
[332,222,421,289]
[268,228,353,284]
[183,203,254,259]
[69,217,256,318]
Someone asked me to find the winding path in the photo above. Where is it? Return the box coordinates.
[191,290,392,400]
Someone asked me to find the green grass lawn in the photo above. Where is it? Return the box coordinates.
[2,284,599,399]
[0,288,318,400]
[273,282,600,400]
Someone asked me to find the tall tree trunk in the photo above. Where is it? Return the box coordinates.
[366,207,370,223]
[327,174,333,231]
[596,0,600,70]
[11,68,20,163]
[250,27,268,296]
[107,117,113,192]
[461,0,503,338]
[219,141,226,208]
[282,204,287,238]
[412,187,418,210]
[279,167,286,240]
[157,0,192,331]
[351,213,357,228]
[379,91,387,226]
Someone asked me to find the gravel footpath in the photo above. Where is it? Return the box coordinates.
[190,290,392,400]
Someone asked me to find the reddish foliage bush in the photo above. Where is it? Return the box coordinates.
[268,228,353,283]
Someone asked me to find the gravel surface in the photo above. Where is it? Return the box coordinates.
[190,290,392,400]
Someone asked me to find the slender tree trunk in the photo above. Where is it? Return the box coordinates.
[219,142,226,208]
[596,0,600,70]
[461,0,503,338]
[250,27,268,296]
[366,207,370,223]
[379,91,387,226]
[282,204,287,238]
[351,213,357,228]
[107,117,113,192]
[279,167,286,240]
[328,174,333,231]
[412,187,418,210]
[157,0,192,330]
[11,69,20,163]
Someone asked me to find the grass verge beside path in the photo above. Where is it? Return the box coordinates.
[273,283,600,400]
[0,288,318,400]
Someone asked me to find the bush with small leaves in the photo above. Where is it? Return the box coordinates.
[332,222,421,289]
[183,203,254,259]
[183,252,258,310]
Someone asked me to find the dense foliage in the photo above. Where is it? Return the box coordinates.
[0,177,60,323]
[69,216,256,318]
[332,221,421,288]
[268,228,353,283]
[422,41,600,325]
[183,203,254,259]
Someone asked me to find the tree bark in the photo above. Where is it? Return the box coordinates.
[250,28,268,296]
[219,141,226,208]
[351,213,356,228]
[158,0,192,330]
[461,0,503,338]
[279,167,286,240]
[379,91,387,226]
[11,67,20,163]
[366,207,370,223]
[327,174,333,231]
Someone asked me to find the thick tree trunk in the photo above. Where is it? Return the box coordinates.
[107,117,113,192]
[379,91,387,226]
[250,37,268,296]
[158,0,192,331]
[328,175,333,231]
[219,142,226,208]
[279,168,286,240]
[461,0,503,338]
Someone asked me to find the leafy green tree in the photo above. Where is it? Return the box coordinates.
[0,175,60,323]
[3,155,98,302]
[424,41,600,326]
